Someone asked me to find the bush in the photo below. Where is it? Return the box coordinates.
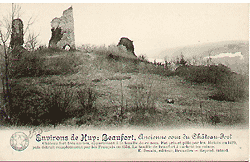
[34,46,66,56]
[126,82,161,126]
[77,88,97,114]
[91,45,139,73]
[138,61,175,76]
[9,50,81,78]
[107,54,139,73]
[93,44,136,59]
[175,64,231,84]
[44,52,81,75]
[175,64,248,102]
[9,51,46,78]
[73,88,98,125]
[41,85,74,126]
[77,44,95,53]
[9,84,74,126]
[211,73,248,102]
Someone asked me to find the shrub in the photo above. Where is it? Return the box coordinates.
[138,55,147,61]
[91,45,139,73]
[9,84,74,126]
[9,51,46,78]
[175,64,231,84]
[175,63,248,102]
[9,50,81,78]
[93,44,136,59]
[44,52,81,75]
[138,61,175,76]
[41,85,74,126]
[126,82,161,126]
[71,87,99,125]
[211,73,248,102]
[77,44,96,53]
[77,88,97,114]
[33,46,66,56]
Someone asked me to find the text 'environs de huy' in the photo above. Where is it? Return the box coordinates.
[36,133,232,142]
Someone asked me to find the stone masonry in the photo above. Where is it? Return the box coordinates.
[10,18,24,48]
[49,6,75,50]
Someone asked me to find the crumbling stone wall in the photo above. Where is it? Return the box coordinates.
[49,6,75,50]
[10,18,26,58]
[10,18,24,48]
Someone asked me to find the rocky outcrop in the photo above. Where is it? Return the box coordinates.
[49,6,75,50]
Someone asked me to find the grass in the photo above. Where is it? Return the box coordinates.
[0,44,248,128]
[126,80,156,126]
[175,64,248,102]
[211,72,249,102]
[7,83,74,126]
[8,47,82,78]
[175,64,231,84]
[138,62,175,76]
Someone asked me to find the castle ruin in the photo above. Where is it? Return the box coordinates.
[49,6,75,50]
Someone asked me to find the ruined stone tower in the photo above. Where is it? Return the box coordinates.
[49,6,75,50]
[10,18,24,48]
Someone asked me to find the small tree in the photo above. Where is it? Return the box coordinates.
[179,54,187,66]
[175,55,181,65]
[0,4,22,114]
[164,60,169,69]
[192,56,197,65]
[24,32,40,51]
[0,3,37,118]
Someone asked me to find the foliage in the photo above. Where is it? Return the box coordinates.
[93,44,136,59]
[8,84,74,126]
[9,50,82,78]
[175,63,248,102]
[77,44,95,53]
[138,61,175,76]
[211,73,248,102]
[125,81,162,126]
[9,50,45,78]
[73,88,99,125]
[77,88,97,114]
[179,55,187,66]
[24,32,40,51]
[175,64,231,84]
[87,44,139,73]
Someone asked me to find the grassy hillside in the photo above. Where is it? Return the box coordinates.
[0,44,248,128]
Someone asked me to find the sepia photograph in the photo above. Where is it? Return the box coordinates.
[0,2,249,161]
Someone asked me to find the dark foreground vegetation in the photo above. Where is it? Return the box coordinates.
[0,45,248,127]
[176,64,249,102]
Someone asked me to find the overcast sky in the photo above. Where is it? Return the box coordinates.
[0,3,248,58]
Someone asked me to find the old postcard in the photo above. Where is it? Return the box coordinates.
[0,3,249,161]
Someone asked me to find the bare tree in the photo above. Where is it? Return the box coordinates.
[207,50,213,66]
[191,56,198,66]
[0,4,21,113]
[25,32,40,51]
[0,3,37,117]
[179,54,187,66]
